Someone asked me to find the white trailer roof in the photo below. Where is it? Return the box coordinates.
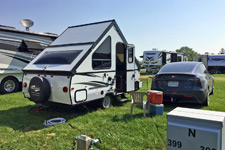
[51,21,111,46]
[23,20,128,75]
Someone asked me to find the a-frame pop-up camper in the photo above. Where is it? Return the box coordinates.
[23,20,141,108]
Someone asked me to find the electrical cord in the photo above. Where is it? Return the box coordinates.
[43,118,66,126]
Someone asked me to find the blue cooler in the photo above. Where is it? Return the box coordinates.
[149,103,164,116]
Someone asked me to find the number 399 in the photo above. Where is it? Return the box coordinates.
[167,139,182,148]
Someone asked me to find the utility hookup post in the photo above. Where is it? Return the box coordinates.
[73,134,102,150]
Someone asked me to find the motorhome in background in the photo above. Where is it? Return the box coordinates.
[23,20,142,108]
[0,23,57,94]
[141,49,188,74]
[194,54,225,74]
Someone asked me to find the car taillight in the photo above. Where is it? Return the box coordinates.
[152,76,155,81]
[63,86,68,93]
[184,95,193,97]
[195,77,201,82]
[23,82,27,88]
[152,76,159,89]
[194,77,202,87]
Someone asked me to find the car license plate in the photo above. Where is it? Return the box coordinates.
[168,81,179,87]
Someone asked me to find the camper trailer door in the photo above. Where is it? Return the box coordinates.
[126,46,135,92]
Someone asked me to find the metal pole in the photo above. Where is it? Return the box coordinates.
[147,78,148,90]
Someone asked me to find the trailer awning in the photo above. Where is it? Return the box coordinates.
[23,40,43,50]
[0,43,19,51]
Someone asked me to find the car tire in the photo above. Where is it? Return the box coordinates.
[0,77,19,94]
[210,82,214,95]
[204,93,209,106]
[100,95,112,109]
[210,87,214,95]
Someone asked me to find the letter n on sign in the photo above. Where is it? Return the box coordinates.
[188,128,196,138]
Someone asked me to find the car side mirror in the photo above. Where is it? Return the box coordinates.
[204,70,209,74]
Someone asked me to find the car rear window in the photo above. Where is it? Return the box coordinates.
[159,63,196,73]
[34,50,82,64]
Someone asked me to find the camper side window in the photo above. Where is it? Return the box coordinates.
[128,48,133,63]
[92,36,111,70]
[34,50,82,65]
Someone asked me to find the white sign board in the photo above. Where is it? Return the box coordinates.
[167,107,225,150]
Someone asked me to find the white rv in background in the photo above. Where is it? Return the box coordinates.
[23,20,142,108]
[194,54,225,74]
[0,25,57,93]
[142,50,188,73]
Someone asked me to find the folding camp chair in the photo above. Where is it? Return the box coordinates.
[130,92,148,117]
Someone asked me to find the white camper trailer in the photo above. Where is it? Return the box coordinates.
[23,20,141,108]
[194,54,225,74]
[0,25,57,93]
[142,50,187,73]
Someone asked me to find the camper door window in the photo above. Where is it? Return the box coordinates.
[34,50,82,64]
[128,48,133,63]
[92,36,111,70]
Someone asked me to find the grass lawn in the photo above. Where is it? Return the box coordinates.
[0,74,225,149]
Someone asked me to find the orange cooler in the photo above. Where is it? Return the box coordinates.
[147,90,163,104]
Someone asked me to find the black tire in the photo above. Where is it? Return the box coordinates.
[0,77,19,94]
[210,82,214,95]
[100,95,112,109]
[28,76,51,103]
[204,93,209,106]
[210,87,214,95]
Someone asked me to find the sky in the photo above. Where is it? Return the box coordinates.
[1,0,225,59]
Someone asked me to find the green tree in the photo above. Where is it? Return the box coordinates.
[176,46,198,61]
[219,48,225,54]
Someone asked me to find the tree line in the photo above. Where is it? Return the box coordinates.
[176,47,225,61]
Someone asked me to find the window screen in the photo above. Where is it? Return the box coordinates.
[128,48,133,63]
[34,50,82,64]
[92,36,111,69]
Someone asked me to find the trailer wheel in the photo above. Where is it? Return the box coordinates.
[28,76,51,103]
[0,77,19,94]
[100,95,112,109]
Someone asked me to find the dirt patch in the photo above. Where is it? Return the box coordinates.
[140,75,153,79]
[214,77,225,82]
[46,133,55,136]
